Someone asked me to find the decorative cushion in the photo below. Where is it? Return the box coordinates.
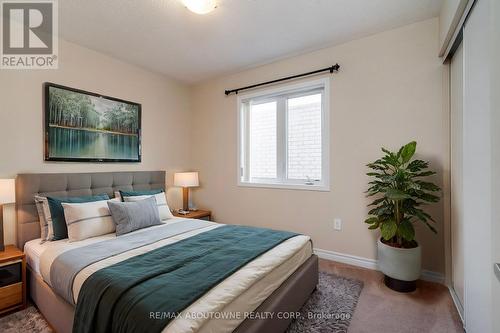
[34,195,53,242]
[118,189,164,198]
[47,194,110,240]
[107,197,162,236]
[62,198,119,242]
[119,190,174,221]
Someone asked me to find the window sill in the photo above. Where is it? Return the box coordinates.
[238,181,330,192]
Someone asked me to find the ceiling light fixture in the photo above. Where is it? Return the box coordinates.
[182,0,217,15]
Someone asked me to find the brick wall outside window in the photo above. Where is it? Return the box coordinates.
[249,101,277,179]
[287,94,322,180]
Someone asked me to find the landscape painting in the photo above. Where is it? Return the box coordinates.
[45,84,141,162]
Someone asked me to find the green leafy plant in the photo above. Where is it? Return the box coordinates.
[364,141,440,248]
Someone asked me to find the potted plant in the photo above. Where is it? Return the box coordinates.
[364,141,440,292]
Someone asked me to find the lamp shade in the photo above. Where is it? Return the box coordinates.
[174,172,199,188]
[182,0,217,14]
[0,179,15,204]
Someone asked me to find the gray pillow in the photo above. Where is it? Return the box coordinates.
[107,196,162,236]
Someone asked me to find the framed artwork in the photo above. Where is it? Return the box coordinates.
[44,83,141,162]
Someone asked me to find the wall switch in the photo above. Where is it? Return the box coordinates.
[334,218,342,231]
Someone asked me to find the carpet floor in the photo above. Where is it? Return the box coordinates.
[319,259,464,333]
[0,271,363,333]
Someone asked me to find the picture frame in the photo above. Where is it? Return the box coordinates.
[44,83,142,162]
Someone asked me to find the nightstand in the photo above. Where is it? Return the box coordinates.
[0,245,26,315]
[173,210,212,221]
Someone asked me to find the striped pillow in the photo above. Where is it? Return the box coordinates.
[34,195,54,242]
[122,192,174,221]
[107,197,162,236]
[61,198,119,242]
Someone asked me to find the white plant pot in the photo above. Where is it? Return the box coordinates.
[377,238,421,282]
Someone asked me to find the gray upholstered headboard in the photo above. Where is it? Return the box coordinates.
[16,171,166,249]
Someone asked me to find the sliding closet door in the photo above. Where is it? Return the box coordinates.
[450,41,465,315]
[462,0,494,331]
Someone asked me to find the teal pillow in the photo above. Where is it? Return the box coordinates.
[47,194,110,240]
[119,189,163,201]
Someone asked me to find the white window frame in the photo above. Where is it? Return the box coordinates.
[237,77,330,191]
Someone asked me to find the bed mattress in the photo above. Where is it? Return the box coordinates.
[25,238,45,275]
[24,218,312,333]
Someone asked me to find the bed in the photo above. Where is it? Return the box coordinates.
[16,171,318,333]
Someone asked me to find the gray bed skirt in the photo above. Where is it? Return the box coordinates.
[28,255,318,333]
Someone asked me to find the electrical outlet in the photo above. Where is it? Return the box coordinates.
[334,218,342,231]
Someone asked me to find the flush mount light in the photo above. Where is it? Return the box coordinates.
[182,0,217,14]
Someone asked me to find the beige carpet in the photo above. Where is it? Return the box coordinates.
[319,259,464,333]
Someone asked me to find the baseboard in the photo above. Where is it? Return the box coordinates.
[313,248,445,284]
[448,286,465,324]
[420,270,446,284]
[314,248,378,270]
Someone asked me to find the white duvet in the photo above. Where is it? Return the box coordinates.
[27,218,312,333]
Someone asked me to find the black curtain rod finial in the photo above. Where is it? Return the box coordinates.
[224,63,340,96]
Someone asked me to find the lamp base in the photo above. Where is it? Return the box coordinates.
[182,187,190,211]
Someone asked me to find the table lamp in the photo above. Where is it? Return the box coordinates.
[0,179,15,252]
[174,172,199,213]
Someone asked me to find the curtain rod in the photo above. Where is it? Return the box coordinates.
[224,63,340,96]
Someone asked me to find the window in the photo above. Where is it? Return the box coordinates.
[238,78,330,191]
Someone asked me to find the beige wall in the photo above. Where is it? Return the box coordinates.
[0,39,193,244]
[0,18,448,274]
[190,18,446,273]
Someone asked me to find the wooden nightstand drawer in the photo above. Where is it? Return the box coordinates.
[0,282,22,310]
[0,260,22,287]
[0,245,27,314]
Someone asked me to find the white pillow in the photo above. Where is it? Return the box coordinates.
[34,195,54,242]
[62,198,119,242]
[123,192,174,221]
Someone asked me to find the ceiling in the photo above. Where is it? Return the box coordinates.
[59,0,443,83]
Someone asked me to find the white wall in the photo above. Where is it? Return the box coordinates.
[0,39,193,244]
[190,18,447,274]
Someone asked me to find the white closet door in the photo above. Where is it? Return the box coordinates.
[462,0,494,331]
[450,41,465,314]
